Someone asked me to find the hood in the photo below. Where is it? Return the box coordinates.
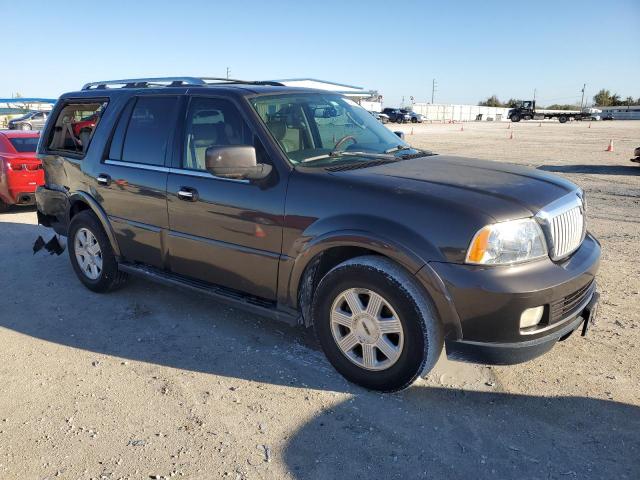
[328,155,578,219]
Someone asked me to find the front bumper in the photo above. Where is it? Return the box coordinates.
[422,233,601,365]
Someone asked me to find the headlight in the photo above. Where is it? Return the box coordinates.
[466,218,547,265]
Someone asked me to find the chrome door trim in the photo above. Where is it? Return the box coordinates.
[104,159,170,173]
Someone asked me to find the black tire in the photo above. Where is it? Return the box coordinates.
[312,255,443,392]
[0,199,10,213]
[523,115,532,121]
[510,114,521,122]
[68,210,128,293]
[411,117,418,123]
[20,123,32,130]
[558,115,568,124]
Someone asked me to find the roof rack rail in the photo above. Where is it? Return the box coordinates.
[82,77,285,90]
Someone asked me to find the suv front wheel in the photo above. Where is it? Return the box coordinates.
[68,210,128,292]
[312,256,443,391]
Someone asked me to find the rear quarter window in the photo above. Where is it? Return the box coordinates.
[46,101,108,158]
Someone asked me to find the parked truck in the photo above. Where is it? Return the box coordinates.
[508,100,595,123]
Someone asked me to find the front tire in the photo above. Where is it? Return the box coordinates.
[510,114,521,122]
[20,123,32,130]
[312,256,443,392]
[0,199,10,213]
[68,210,128,293]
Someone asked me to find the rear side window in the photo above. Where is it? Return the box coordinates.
[120,96,179,166]
[47,101,107,157]
[9,137,39,153]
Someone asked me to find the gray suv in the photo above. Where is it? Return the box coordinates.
[36,77,600,391]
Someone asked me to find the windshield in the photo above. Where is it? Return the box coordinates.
[9,137,39,153]
[251,93,410,166]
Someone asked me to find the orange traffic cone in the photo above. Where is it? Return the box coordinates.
[605,139,614,152]
[538,122,542,127]
[588,122,592,128]
[410,127,414,135]
[460,125,464,131]
[507,123,511,129]
[509,131,514,140]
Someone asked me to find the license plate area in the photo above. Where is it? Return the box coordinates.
[581,291,600,336]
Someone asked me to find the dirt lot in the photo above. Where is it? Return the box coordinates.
[1,121,639,480]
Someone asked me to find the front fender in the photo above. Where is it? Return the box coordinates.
[280,223,435,311]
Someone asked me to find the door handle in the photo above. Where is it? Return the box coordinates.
[177,187,198,202]
[96,174,111,186]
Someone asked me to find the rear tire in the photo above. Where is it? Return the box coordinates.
[312,255,443,392]
[68,210,128,293]
[20,123,32,130]
[559,115,568,124]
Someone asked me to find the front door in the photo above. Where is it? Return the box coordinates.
[166,96,286,300]
[96,95,179,268]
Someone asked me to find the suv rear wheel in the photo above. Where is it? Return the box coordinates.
[312,256,443,391]
[68,210,128,292]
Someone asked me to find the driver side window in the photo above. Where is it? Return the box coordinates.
[183,98,252,171]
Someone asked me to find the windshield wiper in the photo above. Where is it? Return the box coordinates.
[384,145,413,153]
[301,150,397,164]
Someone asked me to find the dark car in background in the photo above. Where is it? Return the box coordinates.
[381,108,411,123]
[0,130,43,211]
[36,77,600,392]
[8,110,50,130]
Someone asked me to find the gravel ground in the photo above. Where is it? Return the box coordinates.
[0,120,638,479]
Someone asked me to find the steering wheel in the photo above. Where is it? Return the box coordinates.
[333,135,357,152]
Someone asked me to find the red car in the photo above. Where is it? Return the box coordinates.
[72,113,98,136]
[0,130,44,212]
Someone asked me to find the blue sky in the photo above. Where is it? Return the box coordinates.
[2,0,639,107]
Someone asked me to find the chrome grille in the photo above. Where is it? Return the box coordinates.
[536,191,586,261]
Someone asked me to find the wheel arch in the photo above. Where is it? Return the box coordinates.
[68,191,121,258]
[284,230,428,327]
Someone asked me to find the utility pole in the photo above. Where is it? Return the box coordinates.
[580,83,586,110]
[431,78,438,104]
[226,67,230,79]
[533,88,536,102]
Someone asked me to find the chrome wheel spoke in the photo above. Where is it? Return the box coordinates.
[337,333,359,353]
[362,344,376,369]
[332,310,353,329]
[375,337,400,362]
[343,290,364,315]
[365,292,383,317]
[378,318,402,334]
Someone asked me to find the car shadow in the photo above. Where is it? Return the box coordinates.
[283,387,640,479]
[1,220,639,479]
[537,164,639,176]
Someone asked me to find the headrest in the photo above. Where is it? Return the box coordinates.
[268,120,286,140]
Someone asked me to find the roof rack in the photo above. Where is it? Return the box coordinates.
[81,76,284,90]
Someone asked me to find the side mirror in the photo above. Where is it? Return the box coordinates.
[394,131,405,139]
[205,146,272,181]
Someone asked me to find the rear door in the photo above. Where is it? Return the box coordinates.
[97,95,180,268]
[166,95,286,300]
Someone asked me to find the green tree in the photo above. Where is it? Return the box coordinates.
[610,94,622,106]
[546,104,580,110]
[593,89,612,106]
[478,95,504,107]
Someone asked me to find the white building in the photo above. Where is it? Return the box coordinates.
[597,105,640,120]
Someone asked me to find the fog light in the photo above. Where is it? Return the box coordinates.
[520,306,544,329]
